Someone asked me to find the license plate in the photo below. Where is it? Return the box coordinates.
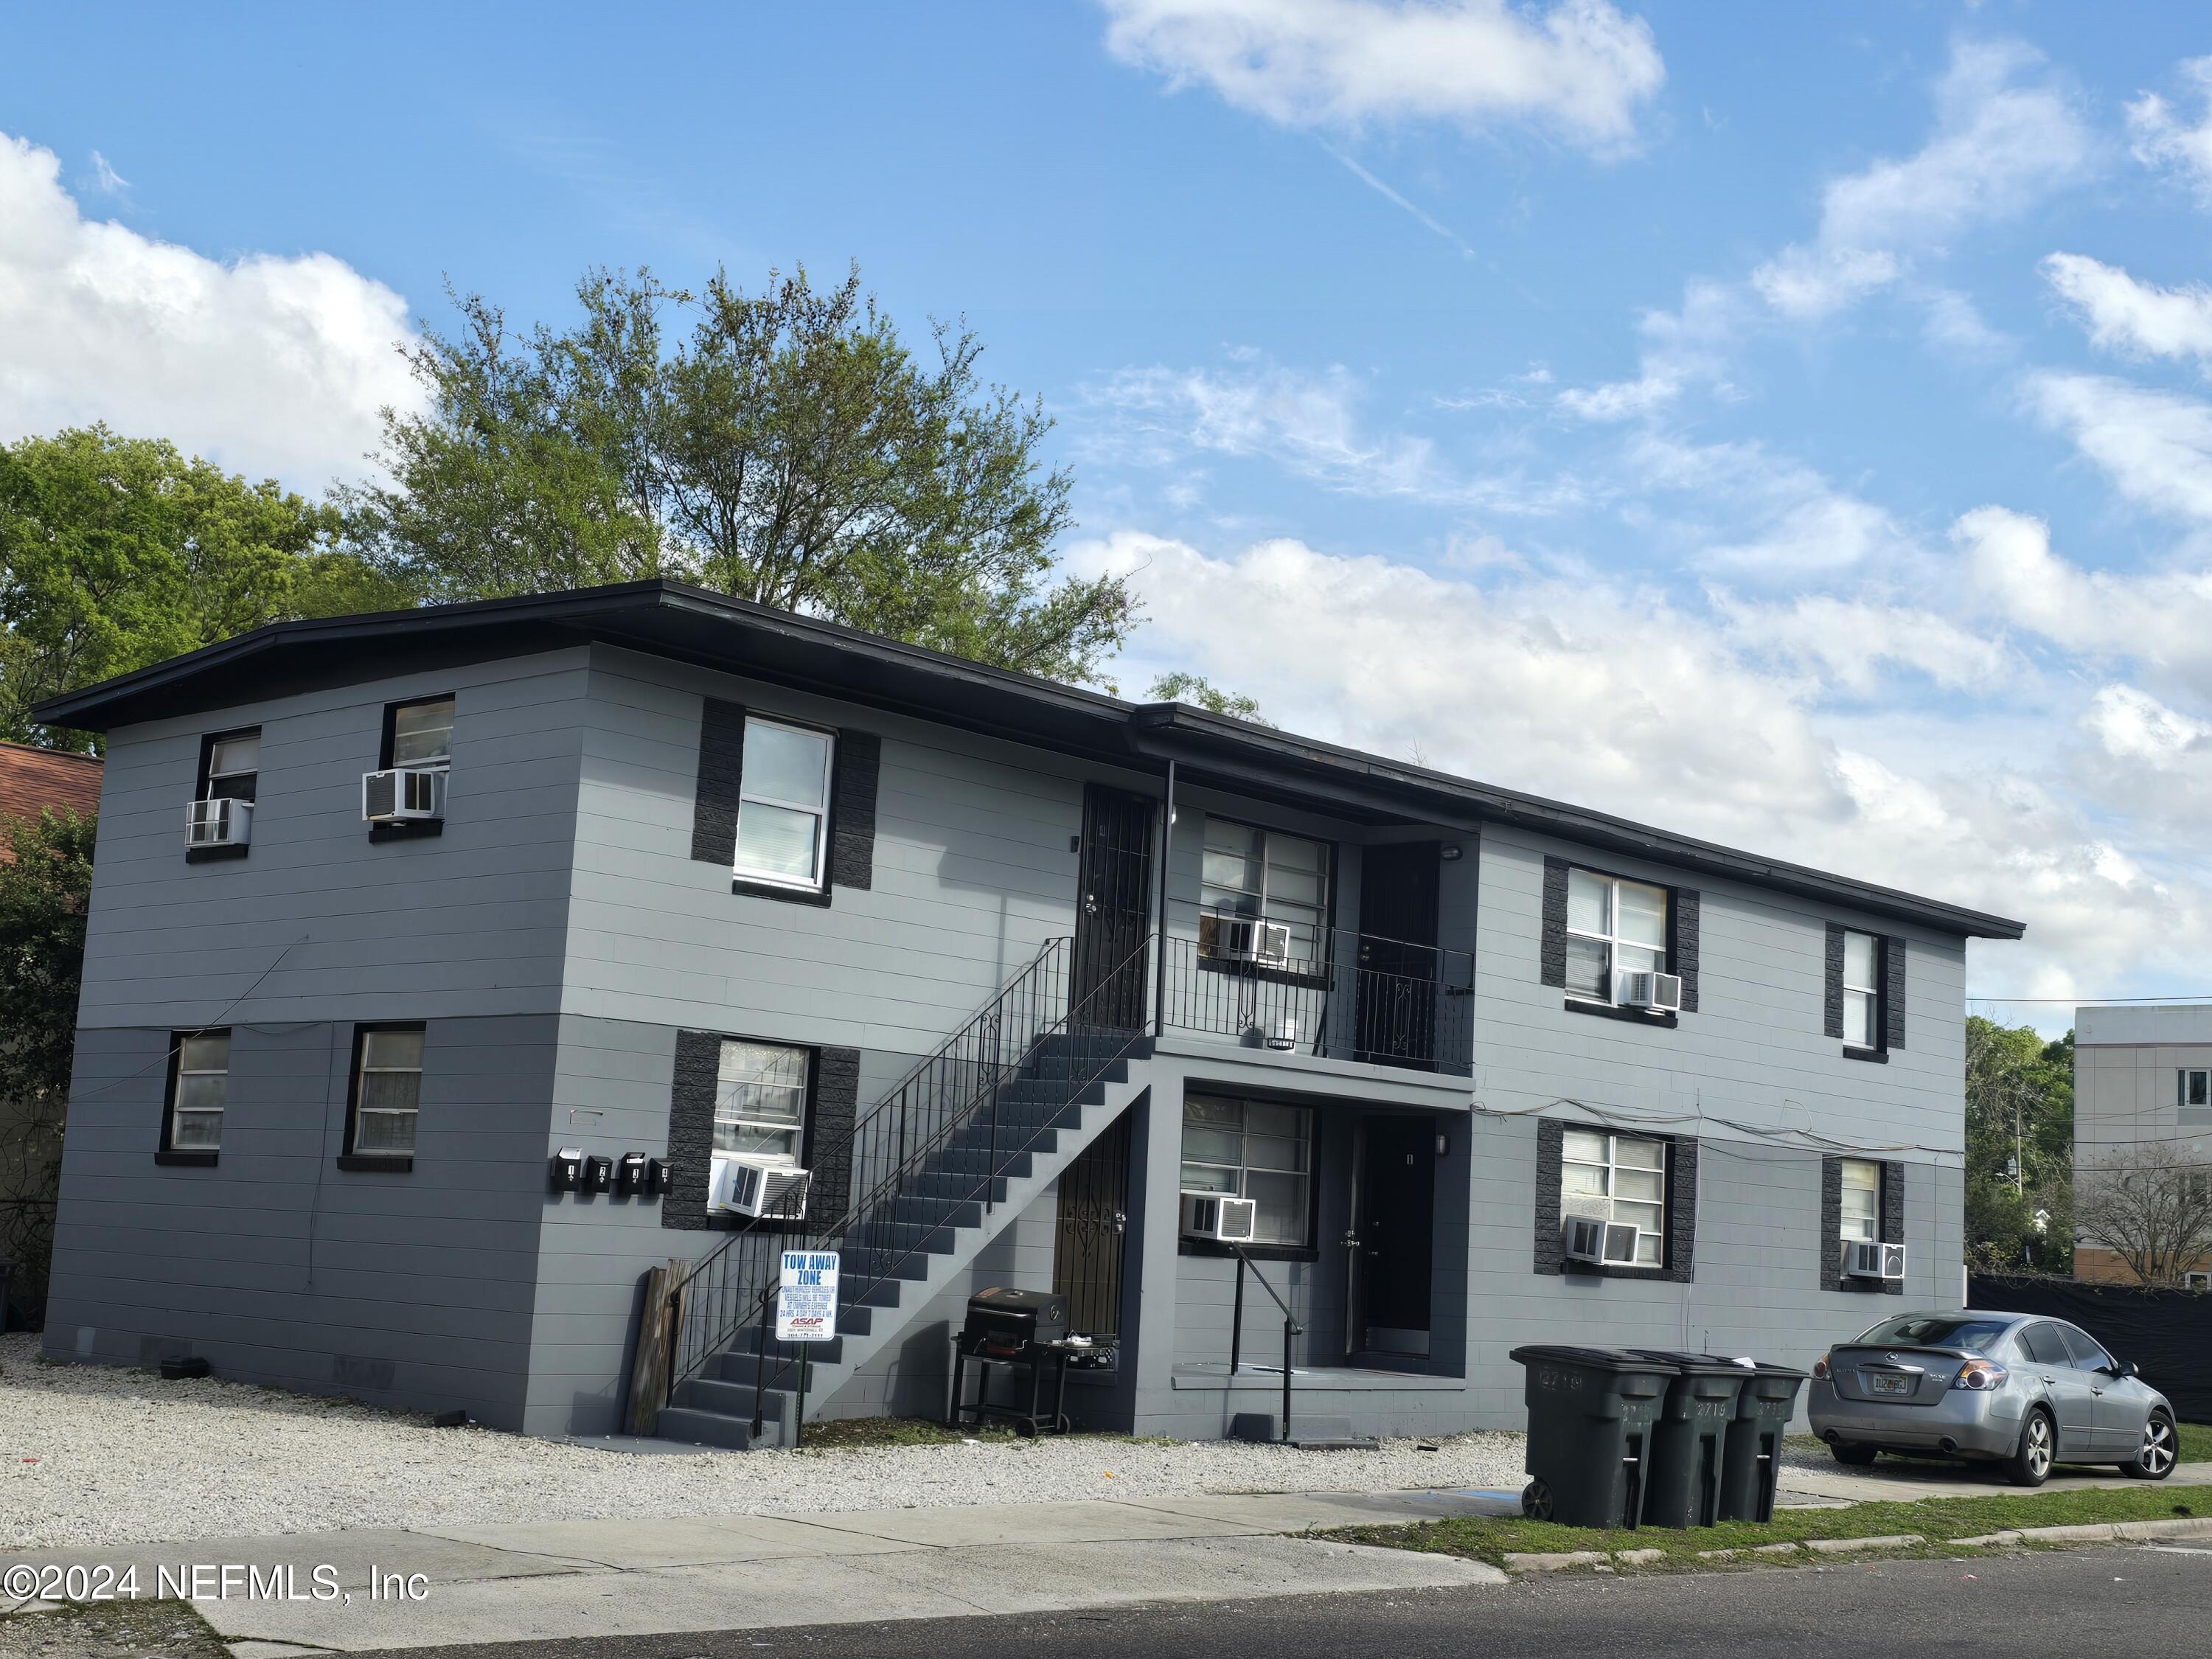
[1868,1373,1912,1397]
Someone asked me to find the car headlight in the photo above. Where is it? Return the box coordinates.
[1952,1360,2008,1391]
[1811,1352,1832,1381]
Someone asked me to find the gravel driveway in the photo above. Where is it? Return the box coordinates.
[0,1335,1529,1549]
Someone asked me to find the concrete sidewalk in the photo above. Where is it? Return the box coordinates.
[0,1489,1517,1655]
[1776,1458,2212,1506]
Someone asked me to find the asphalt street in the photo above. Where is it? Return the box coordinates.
[397,1545,2210,1659]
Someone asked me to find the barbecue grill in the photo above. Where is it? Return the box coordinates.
[949,1287,1077,1436]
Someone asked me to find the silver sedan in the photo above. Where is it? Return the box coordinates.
[1807,1310,2178,1486]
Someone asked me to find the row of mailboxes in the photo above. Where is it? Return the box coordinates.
[549,1149,672,1198]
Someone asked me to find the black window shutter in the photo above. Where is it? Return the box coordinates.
[1531,1119,1565,1275]
[1669,888,1700,1012]
[1819,1156,1843,1291]
[806,1046,861,1221]
[1881,1160,1906,1295]
[690,699,747,867]
[829,731,880,891]
[1823,923,1846,1040]
[662,1029,725,1231]
[1663,1138,1697,1284]
[1883,938,1907,1051]
[1540,858,1570,989]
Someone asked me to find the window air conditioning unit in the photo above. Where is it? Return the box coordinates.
[1180,1192,1259,1244]
[1843,1240,1907,1282]
[1562,1214,1641,1267]
[185,796,252,849]
[1616,970,1683,1012]
[363,768,445,824]
[709,1154,811,1220]
[1200,913,1294,967]
[2186,1270,2211,1293]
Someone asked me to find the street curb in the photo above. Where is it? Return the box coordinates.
[1952,1517,2212,1548]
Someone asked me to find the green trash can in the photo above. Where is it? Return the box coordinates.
[1509,1346,1677,1530]
[1628,1350,1747,1528]
[1717,1361,1806,1522]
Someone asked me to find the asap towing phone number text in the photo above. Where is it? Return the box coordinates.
[3,1563,431,1603]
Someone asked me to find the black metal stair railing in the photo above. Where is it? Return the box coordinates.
[662,936,1153,1404]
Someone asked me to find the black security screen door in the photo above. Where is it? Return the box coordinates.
[1073,785,1155,1030]
[1052,1110,1132,1337]
[1355,841,1441,1065]
[1357,1115,1436,1354]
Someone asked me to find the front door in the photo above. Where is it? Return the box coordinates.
[1051,1111,1131,1338]
[1072,785,1156,1031]
[1355,841,1440,1066]
[1354,1115,1436,1357]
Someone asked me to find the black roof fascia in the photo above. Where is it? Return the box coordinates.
[32,580,2025,940]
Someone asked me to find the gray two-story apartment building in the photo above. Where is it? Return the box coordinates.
[33,581,2022,1444]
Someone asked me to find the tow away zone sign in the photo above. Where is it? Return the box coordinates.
[776,1250,839,1343]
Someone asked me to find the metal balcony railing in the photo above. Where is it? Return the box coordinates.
[1157,917,1474,1074]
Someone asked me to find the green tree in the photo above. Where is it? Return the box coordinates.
[0,807,95,1326]
[0,427,410,750]
[1146,671,1272,725]
[345,264,1137,684]
[1964,1017,2076,1273]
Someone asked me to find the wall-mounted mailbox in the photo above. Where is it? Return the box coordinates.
[614,1152,647,1197]
[550,1147,583,1193]
[582,1154,614,1195]
[645,1157,674,1197]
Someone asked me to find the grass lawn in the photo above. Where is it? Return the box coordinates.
[1331,1486,2204,1571]
[2178,1422,2212,1464]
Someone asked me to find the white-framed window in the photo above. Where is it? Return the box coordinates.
[349,1026,425,1156]
[203,731,261,801]
[1843,930,1882,1048]
[1565,869,1669,1004]
[734,717,835,891]
[714,1040,810,1164]
[2180,1069,2211,1113]
[1199,817,1329,965]
[1840,1158,1880,1244]
[1179,1093,1312,1245]
[388,697,455,771]
[1561,1129,1667,1265]
[167,1031,231,1151]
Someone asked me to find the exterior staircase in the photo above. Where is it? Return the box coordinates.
[651,942,1153,1449]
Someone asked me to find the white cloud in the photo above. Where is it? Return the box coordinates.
[2082,683,2212,771]
[1079,356,1581,512]
[1556,277,1742,422]
[1068,526,2209,987]
[1098,0,1665,151]
[0,131,421,487]
[2022,372,2212,525]
[2128,56,2212,204]
[1753,40,2095,319]
[89,150,128,195]
[2043,252,2212,368]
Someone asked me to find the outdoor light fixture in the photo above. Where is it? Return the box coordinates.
[1440,844,1463,861]
[1436,1132,1450,1156]
[1266,1017,1298,1051]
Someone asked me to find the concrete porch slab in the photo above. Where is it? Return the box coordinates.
[785,1498,1248,1548]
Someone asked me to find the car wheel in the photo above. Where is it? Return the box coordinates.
[2005,1408,2054,1487]
[1521,1478,1554,1520]
[1830,1441,1879,1466]
[2123,1413,2177,1481]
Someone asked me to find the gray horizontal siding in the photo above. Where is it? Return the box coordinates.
[43,1016,558,1429]
[74,652,588,1029]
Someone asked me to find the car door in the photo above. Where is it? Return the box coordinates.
[2059,1324,2138,1455]
[2017,1321,2101,1458]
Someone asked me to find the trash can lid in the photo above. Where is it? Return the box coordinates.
[1628,1349,1806,1379]
[1510,1344,1679,1373]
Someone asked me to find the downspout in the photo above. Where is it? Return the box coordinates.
[1153,759,1175,1037]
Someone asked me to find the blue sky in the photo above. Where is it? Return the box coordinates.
[10,1,2212,1018]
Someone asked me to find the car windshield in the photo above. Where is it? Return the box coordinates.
[1852,1315,2014,1355]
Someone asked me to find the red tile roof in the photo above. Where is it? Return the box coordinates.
[0,741,103,838]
